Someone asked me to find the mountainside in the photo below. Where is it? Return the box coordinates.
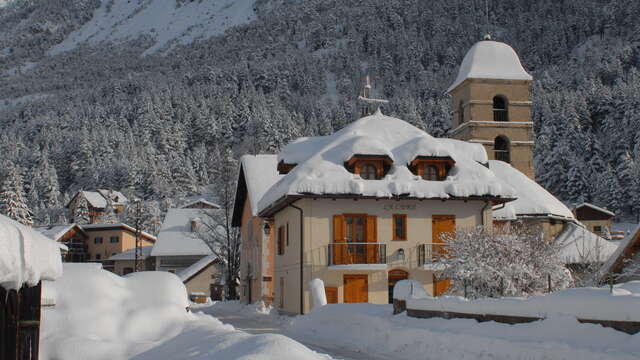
[0,0,639,229]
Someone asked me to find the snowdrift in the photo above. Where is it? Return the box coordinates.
[40,264,327,360]
[290,303,640,360]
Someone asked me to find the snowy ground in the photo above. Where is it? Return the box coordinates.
[40,264,330,360]
[202,298,640,360]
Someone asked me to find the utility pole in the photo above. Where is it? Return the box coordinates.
[134,198,143,272]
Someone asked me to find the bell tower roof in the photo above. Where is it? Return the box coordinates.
[447,40,532,93]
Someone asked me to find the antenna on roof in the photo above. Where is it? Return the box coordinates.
[483,0,491,40]
[357,75,389,117]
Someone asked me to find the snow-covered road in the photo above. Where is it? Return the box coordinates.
[203,308,386,360]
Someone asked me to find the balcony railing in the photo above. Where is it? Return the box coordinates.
[328,243,386,266]
[417,243,449,266]
[493,109,508,122]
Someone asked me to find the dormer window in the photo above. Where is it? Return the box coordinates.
[409,156,455,181]
[360,164,377,180]
[344,154,393,180]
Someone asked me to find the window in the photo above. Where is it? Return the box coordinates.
[110,236,119,243]
[360,164,377,180]
[94,237,103,244]
[286,223,289,246]
[277,226,285,255]
[594,226,602,233]
[95,254,101,260]
[392,214,407,240]
[458,101,464,124]
[421,166,439,181]
[493,96,508,121]
[494,136,510,163]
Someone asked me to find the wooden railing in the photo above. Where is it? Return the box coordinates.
[328,243,386,265]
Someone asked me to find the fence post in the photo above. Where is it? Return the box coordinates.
[463,279,468,299]
[547,274,551,293]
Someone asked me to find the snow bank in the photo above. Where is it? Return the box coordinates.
[447,40,532,93]
[259,111,516,213]
[0,214,62,290]
[289,303,640,360]
[41,265,325,360]
[392,279,429,301]
[309,278,327,308]
[406,285,640,322]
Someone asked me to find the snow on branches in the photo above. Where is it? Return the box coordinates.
[434,226,572,299]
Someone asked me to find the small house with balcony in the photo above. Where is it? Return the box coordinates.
[249,109,517,314]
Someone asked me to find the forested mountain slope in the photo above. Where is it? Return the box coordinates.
[1,0,639,229]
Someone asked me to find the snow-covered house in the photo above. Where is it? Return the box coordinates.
[66,189,128,224]
[36,223,89,262]
[105,245,154,275]
[232,155,281,305]
[250,110,517,314]
[151,208,222,298]
[572,203,615,238]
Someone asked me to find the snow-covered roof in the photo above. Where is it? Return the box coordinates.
[79,191,107,208]
[0,214,63,289]
[447,40,533,93]
[240,155,282,216]
[177,254,218,282]
[181,198,220,209]
[258,111,516,214]
[97,189,128,206]
[601,224,640,275]
[573,202,615,217]
[80,223,156,241]
[489,160,574,220]
[36,223,79,241]
[151,208,213,257]
[556,222,619,264]
[108,246,153,261]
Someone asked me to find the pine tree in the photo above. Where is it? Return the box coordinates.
[0,166,33,226]
[74,196,91,225]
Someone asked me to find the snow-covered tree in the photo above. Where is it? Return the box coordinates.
[434,226,572,299]
[73,196,91,225]
[0,166,33,226]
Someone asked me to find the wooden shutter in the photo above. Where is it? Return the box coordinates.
[366,215,378,263]
[432,215,455,296]
[332,215,345,265]
[325,287,338,304]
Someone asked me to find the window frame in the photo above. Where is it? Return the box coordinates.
[359,163,378,180]
[493,95,509,122]
[392,214,407,241]
[277,225,285,256]
[109,236,119,243]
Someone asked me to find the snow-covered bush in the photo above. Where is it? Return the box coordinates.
[434,226,572,299]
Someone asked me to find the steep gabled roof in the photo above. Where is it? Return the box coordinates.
[151,208,212,257]
[80,223,156,242]
[556,222,618,264]
[232,154,281,226]
[36,223,84,241]
[601,224,640,276]
[177,254,220,283]
[447,40,533,93]
[258,111,517,216]
[573,202,615,218]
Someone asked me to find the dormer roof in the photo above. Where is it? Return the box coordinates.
[447,40,533,93]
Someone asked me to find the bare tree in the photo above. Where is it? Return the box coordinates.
[193,147,241,299]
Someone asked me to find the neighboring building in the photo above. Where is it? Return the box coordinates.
[81,223,156,264]
[572,203,615,238]
[181,198,220,209]
[104,245,154,275]
[176,255,224,301]
[66,190,128,224]
[232,155,280,305]
[36,223,89,262]
[601,225,640,282]
[151,208,222,299]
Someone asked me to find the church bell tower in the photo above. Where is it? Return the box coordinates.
[447,37,535,179]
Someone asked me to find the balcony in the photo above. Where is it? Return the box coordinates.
[417,243,448,271]
[328,243,386,270]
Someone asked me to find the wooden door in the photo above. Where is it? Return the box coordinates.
[325,287,338,304]
[332,215,346,265]
[343,275,368,303]
[345,215,367,264]
[366,215,378,263]
[388,269,408,303]
[432,215,455,296]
